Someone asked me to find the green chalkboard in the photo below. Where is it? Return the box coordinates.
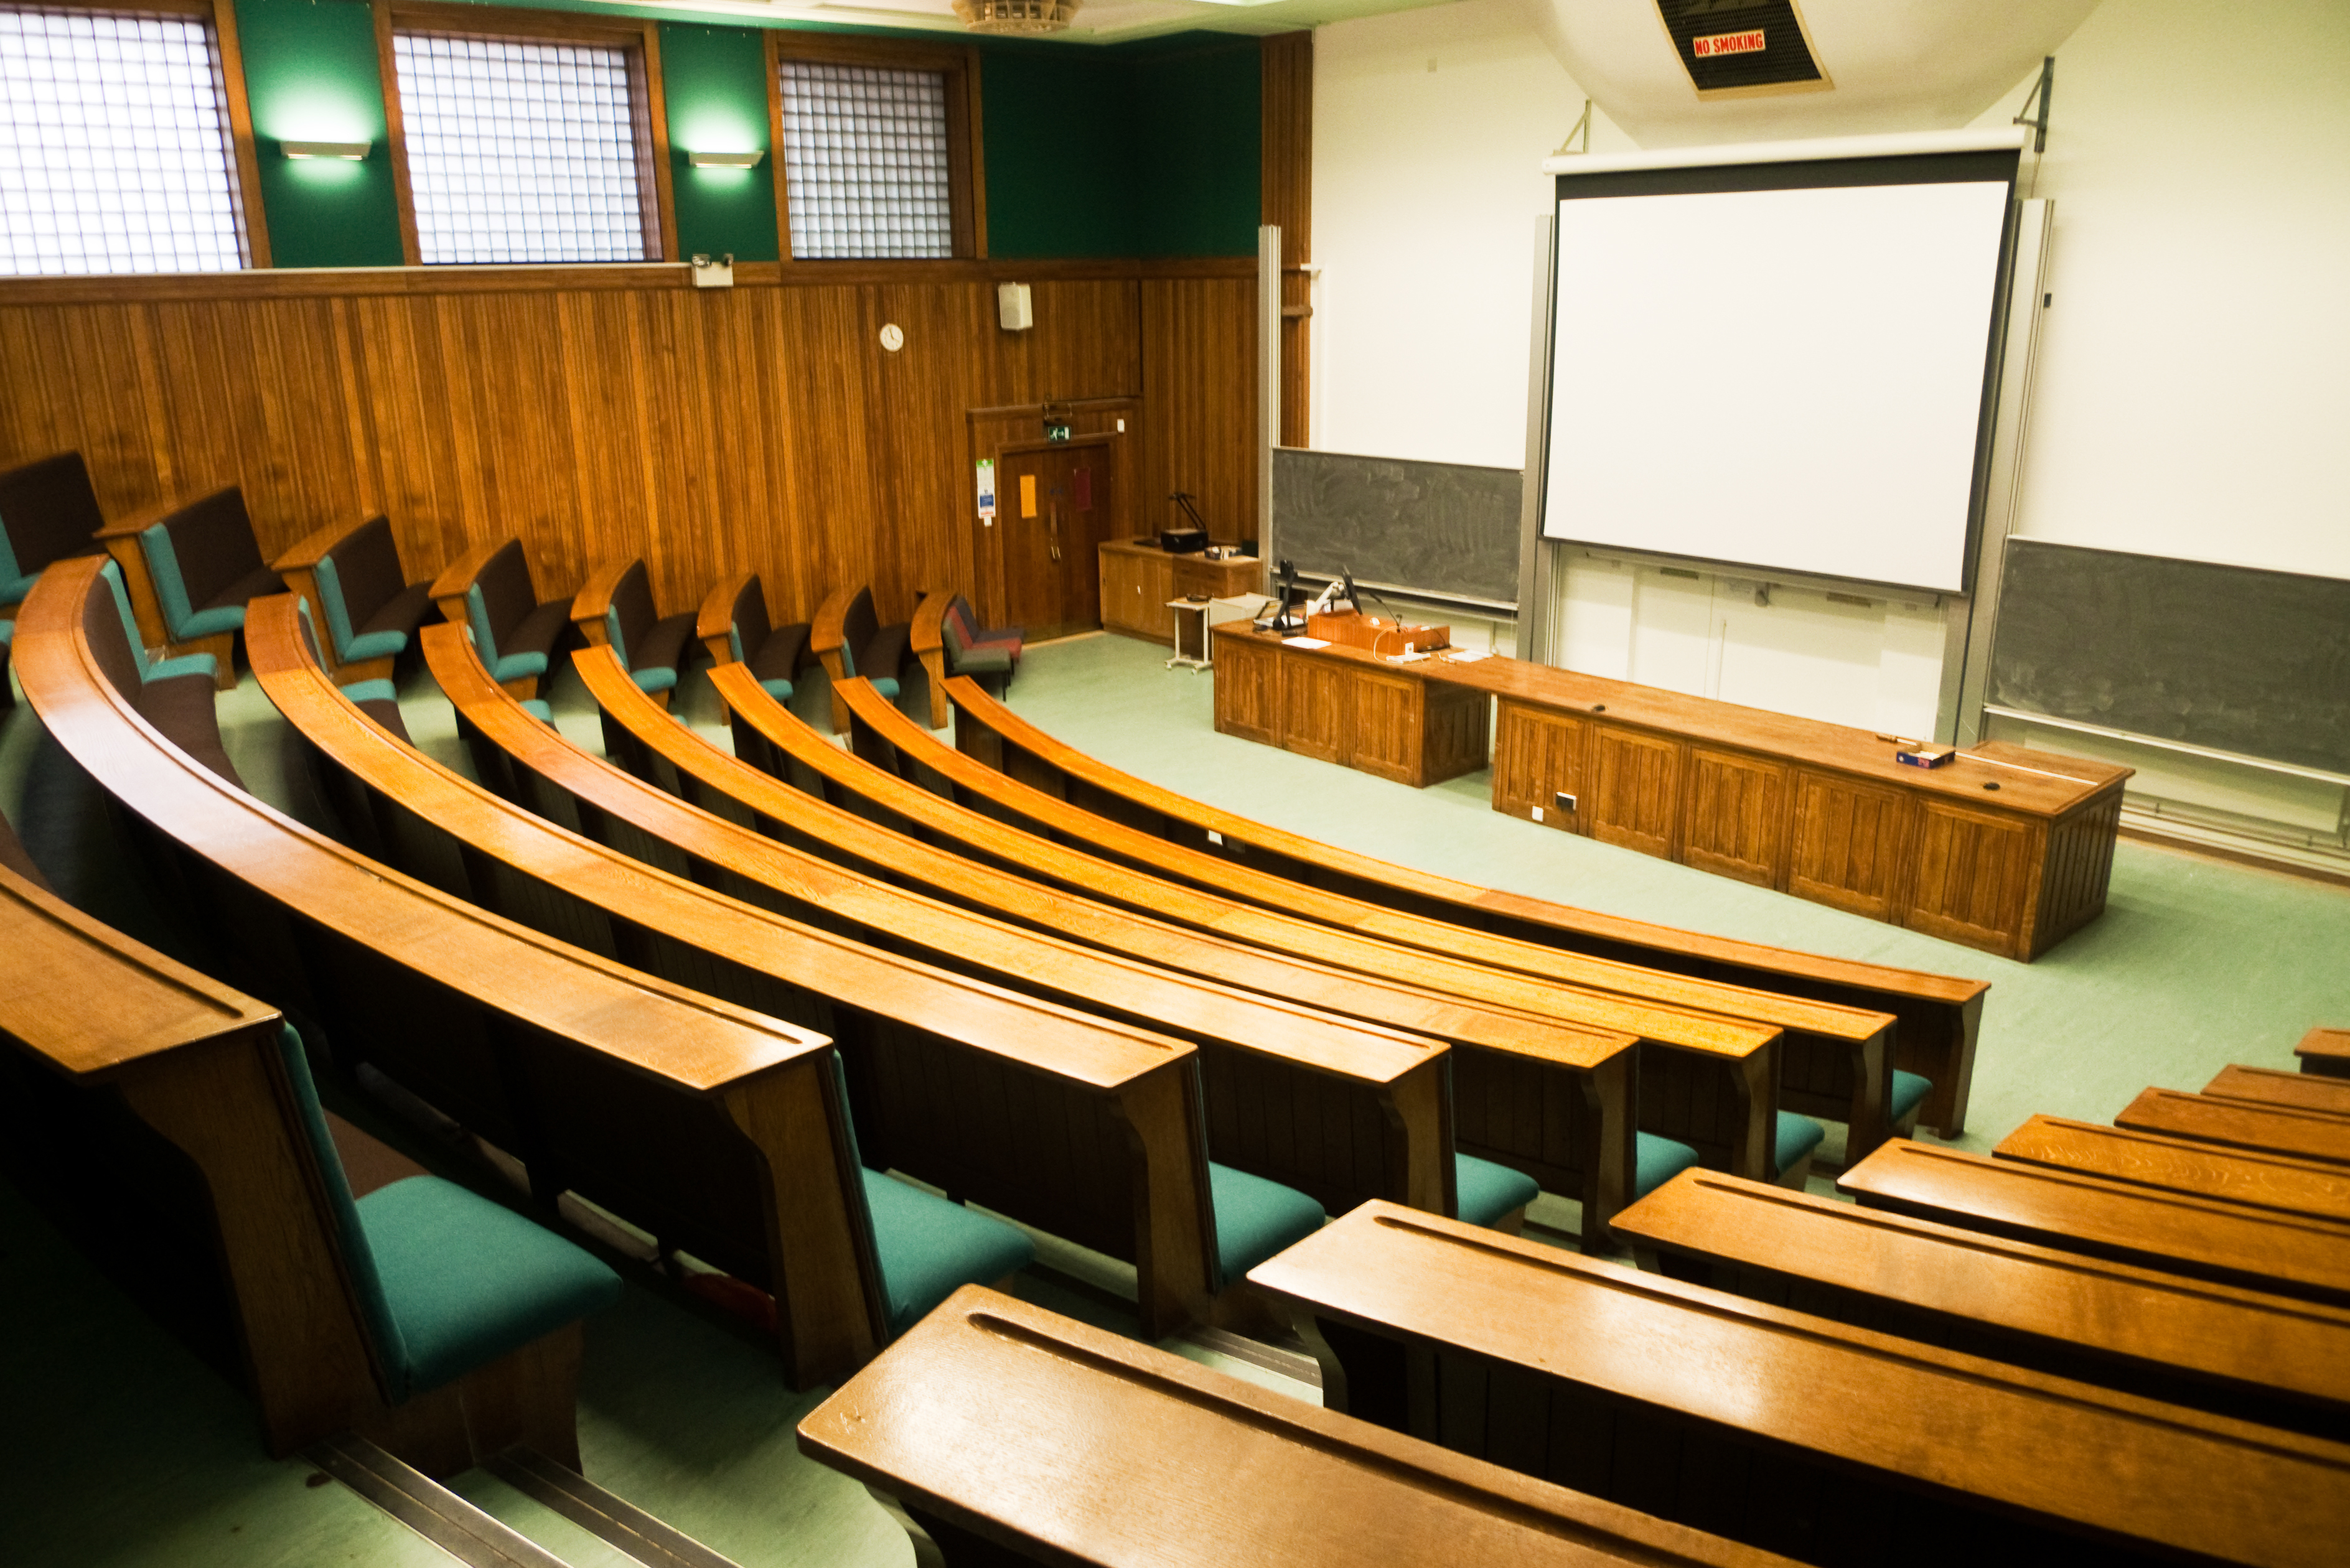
[1988,539,2350,775]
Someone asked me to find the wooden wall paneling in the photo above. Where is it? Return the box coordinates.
[1140,278,1258,542]
[1261,31,1313,450]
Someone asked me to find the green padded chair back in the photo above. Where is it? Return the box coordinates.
[313,552,360,663]
[273,1023,413,1400]
[463,582,502,669]
[98,561,154,685]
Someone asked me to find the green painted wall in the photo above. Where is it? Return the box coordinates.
[1127,36,1261,258]
[660,25,780,263]
[233,0,405,269]
[222,4,1258,268]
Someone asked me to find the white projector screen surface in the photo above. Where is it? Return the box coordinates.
[1542,179,2012,593]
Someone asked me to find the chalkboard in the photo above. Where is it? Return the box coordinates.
[1271,448,1522,609]
[1988,539,2350,775]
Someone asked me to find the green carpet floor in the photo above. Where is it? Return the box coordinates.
[2,628,2344,1567]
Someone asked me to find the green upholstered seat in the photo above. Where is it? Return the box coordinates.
[0,617,12,645]
[1891,1070,1934,1123]
[101,561,216,684]
[1209,1162,1326,1286]
[467,583,550,683]
[314,552,409,663]
[1775,1111,1827,1176]
[1455,1154,1540,1228]
[343,679,398,705]
[274,1025,619,1400]
[869,675,901,699]
[948,642,1016,676]
[0,523,35,607]
[360,1176,624,1394]
[1635,1133,1701,1197]
[760,676,793,699]
[861,1169,1036,1335]
[520,698,555,724]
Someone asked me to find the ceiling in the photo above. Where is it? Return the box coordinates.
[619,0,2104,145]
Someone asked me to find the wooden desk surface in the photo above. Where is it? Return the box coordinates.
[1842,1139,2350,1308]
[1610,1168,2350,1424]
[2118,1086,2350,1165]
[1382,636,2132,819]
[430,625,1471,1224]
[0,860,274,1076]
[1996,1114,2350,1224]
[20,562,830,1095]
[799,1285,1799,1568]
[948,672,1990,1139]
[946,673,1987,1012]
[2208,1063,2350,1116]
[2296,1027,2350,1078]
[843,678,1843,1063]
[1248,1200,2350,1568]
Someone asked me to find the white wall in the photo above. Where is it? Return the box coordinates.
[1309,0,1629,468]
[1973,0,2350,579]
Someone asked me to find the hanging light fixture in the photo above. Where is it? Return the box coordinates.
[952,0,1080,35]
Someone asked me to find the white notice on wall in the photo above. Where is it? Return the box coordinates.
[976,459,996,525]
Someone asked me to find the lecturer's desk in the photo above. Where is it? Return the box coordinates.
[1212,628,2130,961]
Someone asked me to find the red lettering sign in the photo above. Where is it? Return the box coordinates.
[1693,29,1766,58]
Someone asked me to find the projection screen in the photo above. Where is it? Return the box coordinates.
[1539,139,2021,594]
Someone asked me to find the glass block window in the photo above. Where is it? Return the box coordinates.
[392,32,651,265]
[0,7,247,276]
[779,60,952,260]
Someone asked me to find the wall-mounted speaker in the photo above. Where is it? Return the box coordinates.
[998,282,1034,332]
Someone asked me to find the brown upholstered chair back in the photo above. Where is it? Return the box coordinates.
[609,560,656,665]
[324,516,405,627]
[158,489,267,612]
[0,452,106,577]
[730,575,771,655]
[840,586,877,674]
[474,539,540,645]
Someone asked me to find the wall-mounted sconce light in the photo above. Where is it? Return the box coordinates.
[282,141,370,161]
[686,150,765,169]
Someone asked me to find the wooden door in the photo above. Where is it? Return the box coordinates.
[1000,442,1115,640]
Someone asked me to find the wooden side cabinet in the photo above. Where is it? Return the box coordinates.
[1492,698,1591,831]
[1098,540,1176,642]
[1681,747,1790,888]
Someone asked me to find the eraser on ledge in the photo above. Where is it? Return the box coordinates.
[1896,745,1957,769]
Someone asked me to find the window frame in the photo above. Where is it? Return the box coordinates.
[0,0,271,270]
[373,0,677,268]
[764,30,986,267]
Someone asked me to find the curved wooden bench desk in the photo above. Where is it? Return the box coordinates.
[419,620,1494,1240]
[256,600,1236,1335]
[573,643,1650,1243]
[948,674,1989,1140]
[840,675,1876,1183]
[2206,1062,2350,1116]
[1840,1139,2350,1310]
[0,859,375,1454]
[1610,1168,2350,1438]
[711,663,1796,1196]
[799,1285,1800,1568]
[2115,1086,2350,1167]
[1248,1201,2350,1568]
[16,558,878,1386]
[1993,1115,2350,1226]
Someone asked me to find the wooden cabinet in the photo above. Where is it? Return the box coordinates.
[1099,541,1259,643]
[1212,629,1489,788]
[1492,698,1590,831]
[1588,727,1683,860]
[1681,747,1789,887]
[1907,800,2039,954]
[1098,539,1175,642]
[1787,769,1913,923]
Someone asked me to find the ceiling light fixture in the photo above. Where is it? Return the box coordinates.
[282,141,370,161]
[686,149,765,169]
[952,0,1080,35]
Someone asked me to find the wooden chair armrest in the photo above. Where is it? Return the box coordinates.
[571,558,636,645]
[808,585,854,658]
[271,518,370,575]
[698,571,757,661]
[92,497,187,543]
[910,591,952,658]
[427,538,512,615]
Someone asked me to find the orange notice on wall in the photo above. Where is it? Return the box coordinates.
[1020,475,1037,518]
